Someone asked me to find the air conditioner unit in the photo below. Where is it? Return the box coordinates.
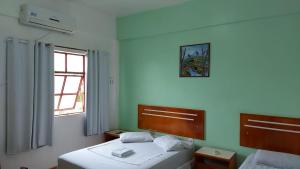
[19,4,76,34]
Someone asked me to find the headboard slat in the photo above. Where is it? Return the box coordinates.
[240,113,300,155]
[142,113,195,121]
[138,104,205,139]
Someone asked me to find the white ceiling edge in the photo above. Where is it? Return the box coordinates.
[67,0,191,17]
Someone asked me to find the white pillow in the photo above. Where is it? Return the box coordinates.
[180,138,194,150]
[120,132,154,143]
[154,135,183,152]
[254,149,300,169]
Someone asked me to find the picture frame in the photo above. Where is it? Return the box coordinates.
[179,43,210,77]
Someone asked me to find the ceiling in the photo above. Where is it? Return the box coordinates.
[67,0,191,17]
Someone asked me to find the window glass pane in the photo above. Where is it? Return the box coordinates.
[54,53,65,71]
[67,54,83,72]
[75,100,84,112]
[76,82,85,112]
[55,76,64,94]
[60,95,76,109]
[64,76,81,93]
[54,96,60,109]
[54,51,86,116]
[77,82,85,103]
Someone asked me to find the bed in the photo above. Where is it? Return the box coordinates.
[239,153,277,169]
[58,104,205,169]
[239,113,300,169]
[59,139,193,169]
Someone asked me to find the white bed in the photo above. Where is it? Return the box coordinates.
[58,139,194,169]
[239,154,278,169]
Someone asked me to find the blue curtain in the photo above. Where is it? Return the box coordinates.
[85,50,110,136]
[6,38,54,154]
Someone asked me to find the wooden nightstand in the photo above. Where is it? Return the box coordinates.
[194,147,236,169]
[103,129,128,142]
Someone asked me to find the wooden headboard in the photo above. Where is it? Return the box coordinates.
[240,113,300,155]
[138,104,205,139]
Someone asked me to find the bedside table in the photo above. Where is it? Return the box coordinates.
[103,129,128,142]
[194,147,236,169]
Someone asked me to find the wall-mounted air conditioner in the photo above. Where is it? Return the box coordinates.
[19,4,76,34]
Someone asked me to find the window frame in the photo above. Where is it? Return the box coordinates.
[54,51,86,116]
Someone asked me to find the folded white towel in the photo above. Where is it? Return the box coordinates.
[112,147,134,158]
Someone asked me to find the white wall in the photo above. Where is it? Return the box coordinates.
[0,0,118,168]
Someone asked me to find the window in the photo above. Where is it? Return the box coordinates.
[54,51,87,116]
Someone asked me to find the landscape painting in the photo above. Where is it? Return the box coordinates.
[180,43,210,77]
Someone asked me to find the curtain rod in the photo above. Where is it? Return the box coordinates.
[6,38,87,52]
[6,37,29,44]
[55,45,87,52]
[7,38,52,46]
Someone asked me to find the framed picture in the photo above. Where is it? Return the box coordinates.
[180,43,210,77]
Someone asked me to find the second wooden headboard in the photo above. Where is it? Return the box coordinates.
[240,113,300,155]
[138,104,205,139]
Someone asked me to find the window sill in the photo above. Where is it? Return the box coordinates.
[54,112,85,118]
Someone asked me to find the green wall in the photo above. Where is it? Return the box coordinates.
[117,0,300,161]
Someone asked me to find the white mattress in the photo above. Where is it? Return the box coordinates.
[58,139,193,169]
[239,154,279,169]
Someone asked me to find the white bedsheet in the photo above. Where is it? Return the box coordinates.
[239,154,279,169]
[88,141,164,165]
[58,139,193,169]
